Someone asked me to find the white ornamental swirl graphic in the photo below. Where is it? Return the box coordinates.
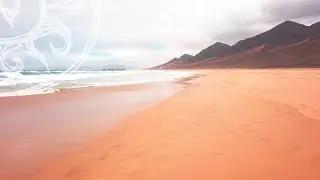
[0,0,22,29]
[0,0,102,94]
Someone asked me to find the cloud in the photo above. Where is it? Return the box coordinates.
[97,0,275,65]
[2,0,320,68]
[208,0,320,46]
[212,25,266,45]
[262,0,320,22]
[94,41,166,51]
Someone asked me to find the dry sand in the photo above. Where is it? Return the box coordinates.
[5,69,320,180]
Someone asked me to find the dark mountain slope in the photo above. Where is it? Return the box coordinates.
[154,54,194,69]
[193,42,232,61]
[232,21,309,53]
[191,39,320,69]
[154,20,320,69]
[309,22,320,38]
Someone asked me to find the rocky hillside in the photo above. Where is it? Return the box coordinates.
[155,20,320,69]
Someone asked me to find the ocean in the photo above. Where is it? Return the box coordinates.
[0,70,194,97]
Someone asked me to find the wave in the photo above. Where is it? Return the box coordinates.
[0,70,196,97]
[0,88,58,97]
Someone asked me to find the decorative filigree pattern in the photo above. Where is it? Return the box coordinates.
[0,0,102,93]
[0,0,22,28]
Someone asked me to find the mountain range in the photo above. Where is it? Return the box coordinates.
[155,20,320,69]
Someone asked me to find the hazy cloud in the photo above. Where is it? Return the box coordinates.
[213,27,263,45]
[94,41,166,51]
[209,0,320,46]
[262,0,320,22]
[1,0,320,68]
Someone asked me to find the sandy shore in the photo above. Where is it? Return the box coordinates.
[3,69,320,180]
[0,82,182,180]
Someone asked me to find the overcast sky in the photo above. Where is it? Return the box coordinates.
[96,0,320,67]
[1,0,320,68]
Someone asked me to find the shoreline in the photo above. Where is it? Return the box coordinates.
[0,70,197,98]
[0,75,199,180]
[3,69,320,180]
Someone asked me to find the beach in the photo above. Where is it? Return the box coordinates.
[0,81,184,180]
[2,69,320,180]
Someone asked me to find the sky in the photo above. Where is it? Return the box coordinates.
[1,0,320,69]
[97,0,320,67]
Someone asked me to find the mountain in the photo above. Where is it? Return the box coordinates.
[179,54,194,61]
[154,54,193,69]
[232,21,309,53]
[194,42,232,61]
[309,22,320,38]
[196,39,320,68]
[155,20,320,69]
[157,42,232,69]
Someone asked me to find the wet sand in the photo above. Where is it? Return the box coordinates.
[3,69,320,180]
[0,82,182,180]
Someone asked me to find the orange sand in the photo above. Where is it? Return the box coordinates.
[8,69,320,180]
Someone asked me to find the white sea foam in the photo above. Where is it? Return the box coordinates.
[0,89,58,97]
[0,70,196,97]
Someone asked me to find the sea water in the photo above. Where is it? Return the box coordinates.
[0,70,194,97]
